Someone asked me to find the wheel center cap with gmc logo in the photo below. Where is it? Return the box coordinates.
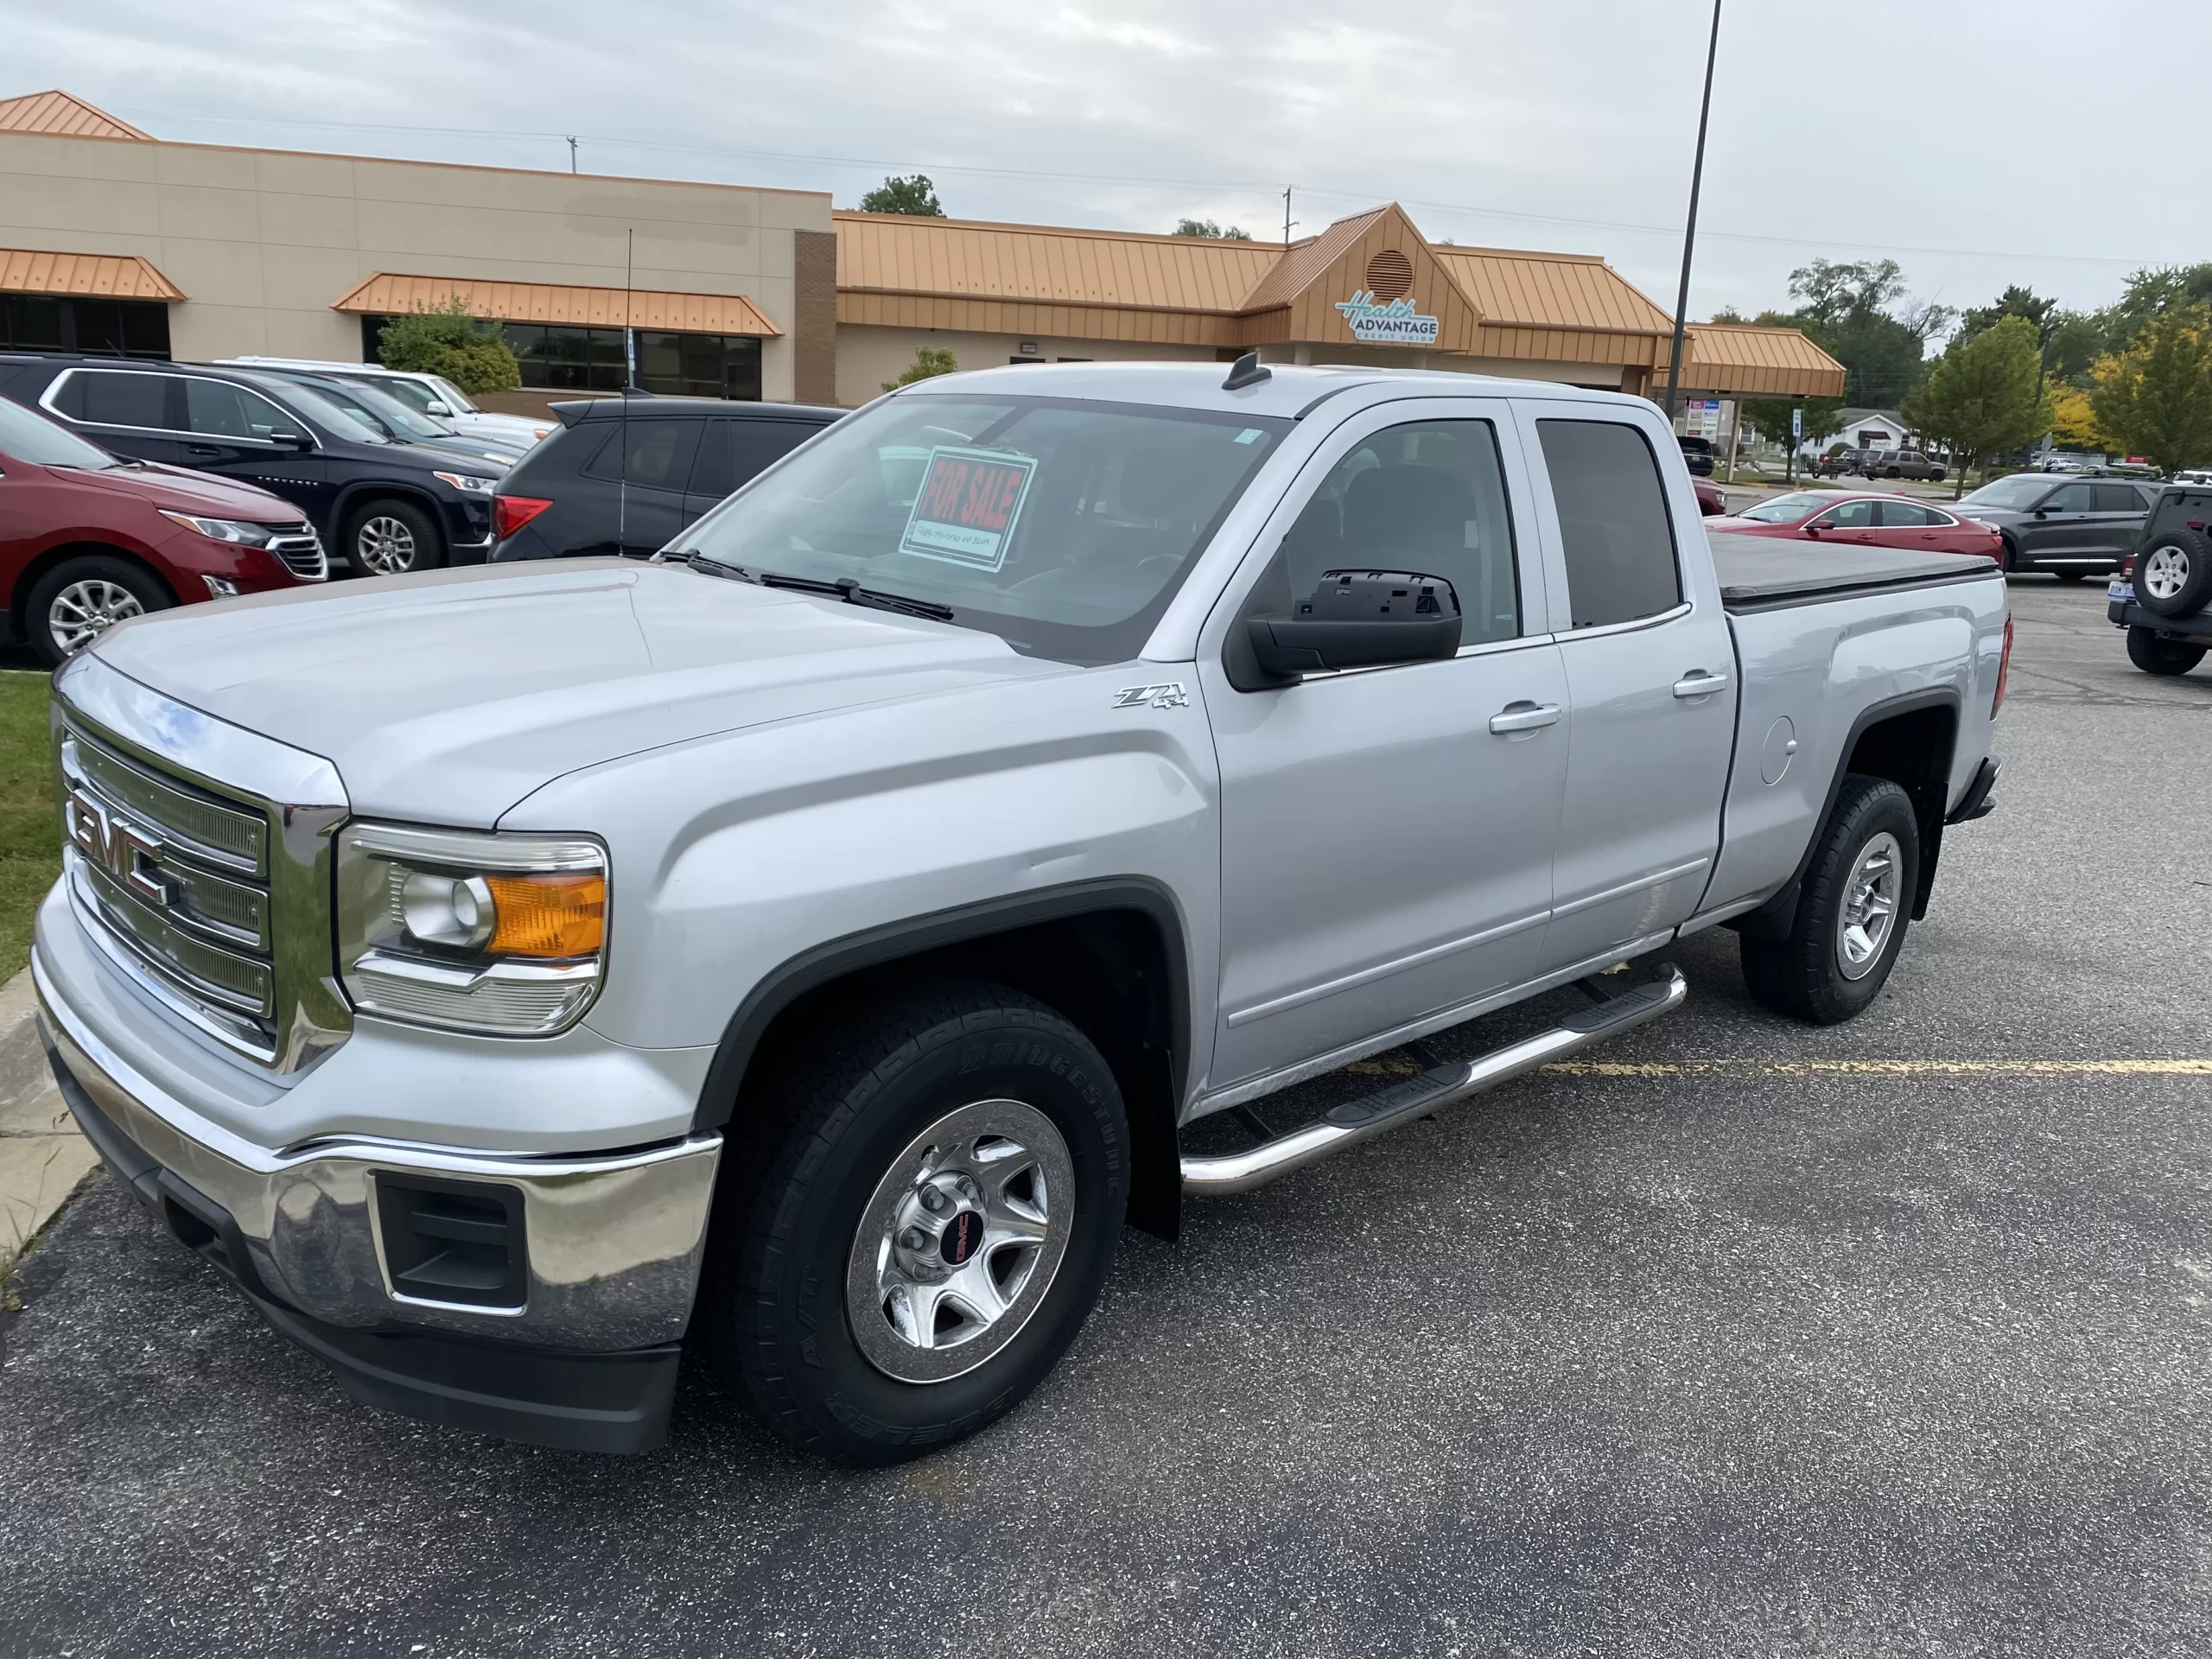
[938,1209,984,1267]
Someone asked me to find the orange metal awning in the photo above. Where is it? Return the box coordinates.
[0,248,183,302]
[331,273,780,337]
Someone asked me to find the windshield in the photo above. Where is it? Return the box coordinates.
[273,383,388,445]
[0,395,122,469]
[1958,474,2052,510]
[679,393,1291,665]
[298,378,448,442]
[430,377,479,414]
[1736,491,1826,524]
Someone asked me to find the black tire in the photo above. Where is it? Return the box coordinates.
[702,980,1128,1464]
[1931,470,1947,483]
[1999,536,2021,574]
[343,497,444,577]
[22,554,173,668]
[2126,626,2206,677]
[1885,467,1901,479]
[1741,774,1921,1025]
[2133,528,2212,619]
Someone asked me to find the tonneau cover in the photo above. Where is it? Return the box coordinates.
[1708,531,1999,608]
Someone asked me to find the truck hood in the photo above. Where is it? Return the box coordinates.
[88,560,1065,825]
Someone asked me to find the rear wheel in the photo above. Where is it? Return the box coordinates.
[23,554,172,667]
[701,981,1128,1464]
[2126,626,2206,677]
[1741,774,1921,1025]
[344,498,443,577]
[2134,530,2212,618]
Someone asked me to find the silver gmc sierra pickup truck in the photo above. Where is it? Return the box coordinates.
[33,361,2009,1461]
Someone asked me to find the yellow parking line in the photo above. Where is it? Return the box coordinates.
[1536,1058,2212,1077]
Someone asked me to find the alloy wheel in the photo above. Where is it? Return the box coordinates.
[47,579,144,655]
[356,515,418,575]
[845,1098,1074,1385]
[1836,830,1903,982]
[2140,544,2191,602]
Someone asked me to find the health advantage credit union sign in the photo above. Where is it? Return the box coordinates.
[1334,289,1440,346]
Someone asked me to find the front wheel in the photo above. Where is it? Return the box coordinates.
[1741,774,1921,1025]
[702,982,1128,1463]
[2126,626,2206,676]
[23,554,173,667]
[344,498,444,577]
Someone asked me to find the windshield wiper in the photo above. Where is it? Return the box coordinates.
[664,553,955,620]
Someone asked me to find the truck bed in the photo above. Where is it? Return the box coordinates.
[1708,531,1999,611]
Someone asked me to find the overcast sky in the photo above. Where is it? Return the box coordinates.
[16,0,2210,327]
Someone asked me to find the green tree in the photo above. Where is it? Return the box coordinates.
[1953,284,2056,352]
[1738,397,1842,478]
[882,345,958,392]
[1900,316,2050,497]
[1173,218,1253,240]
[374,296,521,394]
[860,174,945,216]
[2088,303,2212,475]
[1783,257,1952,410]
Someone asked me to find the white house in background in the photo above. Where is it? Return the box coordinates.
[1802,408,1912,458]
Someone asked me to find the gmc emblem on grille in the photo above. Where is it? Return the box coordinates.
[67,787,179,908]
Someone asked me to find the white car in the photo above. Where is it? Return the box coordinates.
[218,357,551,449]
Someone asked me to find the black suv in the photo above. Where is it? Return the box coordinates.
[0,355,504,575]
[491,397,842,561]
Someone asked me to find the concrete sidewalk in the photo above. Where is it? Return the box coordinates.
[0,967,95,1278]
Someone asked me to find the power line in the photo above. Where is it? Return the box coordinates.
[116,103,2158,268]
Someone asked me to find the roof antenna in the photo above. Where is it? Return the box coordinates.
[1221,350,1271,391]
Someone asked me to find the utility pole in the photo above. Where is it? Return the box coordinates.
[1282,186,1296,246]
[1662,0,1724,421]
[566,136,579,175]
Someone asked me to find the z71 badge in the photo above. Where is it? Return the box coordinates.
[1112,683,1189,710]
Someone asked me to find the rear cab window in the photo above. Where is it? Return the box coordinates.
[1535,418,1682,628]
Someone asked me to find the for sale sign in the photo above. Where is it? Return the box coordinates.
[898,446,1037,571]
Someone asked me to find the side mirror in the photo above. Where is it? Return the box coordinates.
[424,400,452,416]
[1803,524,1823,537]
[2032,507,2049,518]
[1245,569,1461,683]
[270,430,313,451]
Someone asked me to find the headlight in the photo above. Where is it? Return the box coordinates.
[433,471,499,496]
[336,823,607,1036]
[158,510,277,545]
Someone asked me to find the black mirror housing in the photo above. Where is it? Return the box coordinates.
[270,430,313,450]
[1246,569,1461,681]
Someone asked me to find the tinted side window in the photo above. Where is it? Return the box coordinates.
[727,421,821,492]
[1538,419,1681,629]
[688,422,734,498]
[1820,499,1878,528]
[2045,484,2095,512]
[183,379,294,440]
[582,418,702,491]
[2094,484,2145,513]
[58,370,178,430]
[1280,418,1521,645]
[1876,500,1936,526]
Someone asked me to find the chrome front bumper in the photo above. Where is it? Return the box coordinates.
[35,951,722,1353]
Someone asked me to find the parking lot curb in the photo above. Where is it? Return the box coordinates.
[0,964,96,1281]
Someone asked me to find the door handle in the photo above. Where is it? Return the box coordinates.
[1672,671,1730,699]
[1488,701,1561,734]
[186,444,220,455]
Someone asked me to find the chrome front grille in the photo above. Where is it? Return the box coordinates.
[52,652,353,1072]
[267,525,328,582]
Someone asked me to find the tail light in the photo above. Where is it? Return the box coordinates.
[493,494,552,540]
[1992,615,2014,717]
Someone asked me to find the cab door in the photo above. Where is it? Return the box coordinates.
[1804,495,1883,546]
[1198,399,1567,1090]
[1514,401,1738,972]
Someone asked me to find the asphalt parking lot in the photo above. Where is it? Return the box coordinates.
[3,578,2209,1658]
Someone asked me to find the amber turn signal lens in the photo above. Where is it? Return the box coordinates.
[485,872,605,958]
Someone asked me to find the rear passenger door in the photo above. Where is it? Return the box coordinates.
[1516,402,1738,971]
[683,418,819,522]
[2094,484,2151,562]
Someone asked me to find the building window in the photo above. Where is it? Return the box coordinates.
[1,295,169,359]
[358,316,762,399]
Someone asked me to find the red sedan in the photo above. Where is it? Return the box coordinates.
[1692,476,1726,516]
[1708,490,2004,557]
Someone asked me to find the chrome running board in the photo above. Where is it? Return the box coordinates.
[1181,964,1688,1197]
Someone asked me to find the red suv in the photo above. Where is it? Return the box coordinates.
[0,393,325,664]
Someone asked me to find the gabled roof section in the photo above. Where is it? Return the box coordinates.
[0,90,151,142]
[0,248,182,300]
[834,211,1281,315]
[1235,204,1482,353]
[332,272,779,335]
